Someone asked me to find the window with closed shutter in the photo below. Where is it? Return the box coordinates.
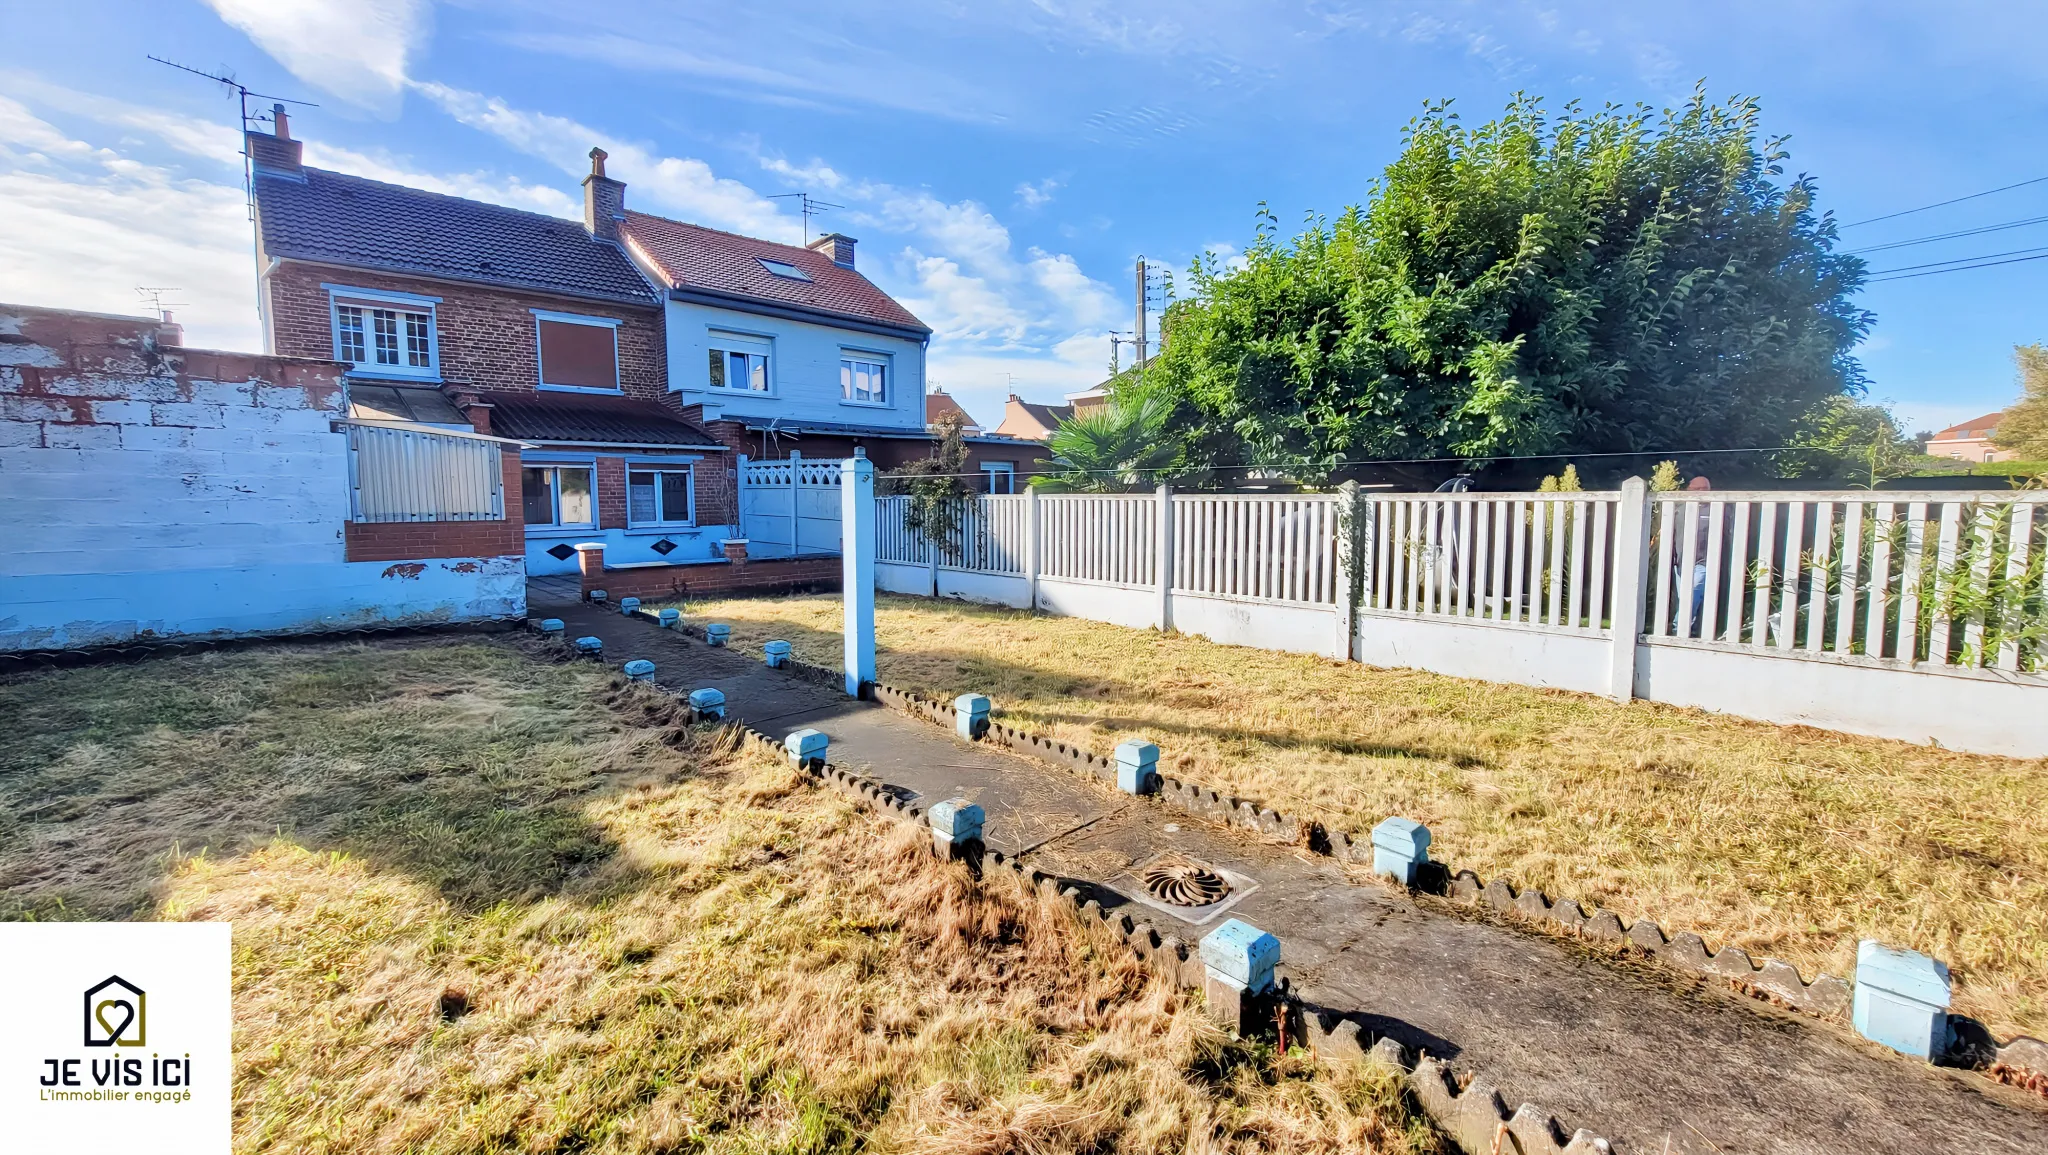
[537,318,620,391]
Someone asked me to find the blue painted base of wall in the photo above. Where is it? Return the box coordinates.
[0,556,526,651]
[525,524,738,575]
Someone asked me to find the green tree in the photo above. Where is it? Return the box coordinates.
[1140,89,1872,483]
[1777,396,1918,487]
[1993,344,2048,459]
[887,412,971,543]
[1034,396,1182,492]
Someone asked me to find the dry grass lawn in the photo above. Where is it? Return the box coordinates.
[1,638,1442,1154]
[671,592,2048,1042]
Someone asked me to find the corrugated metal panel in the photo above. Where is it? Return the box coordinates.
[347,424,503,522]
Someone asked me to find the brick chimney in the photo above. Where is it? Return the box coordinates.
[583,147,626,242]
[246,102,304,181]
[807,232,857,269]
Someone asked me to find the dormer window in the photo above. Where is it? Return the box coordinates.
[756,257,812,281]
[327,285,439,380]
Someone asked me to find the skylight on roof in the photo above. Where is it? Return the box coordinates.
[757,257,812,281]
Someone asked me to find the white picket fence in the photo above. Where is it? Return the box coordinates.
[873,482,2048,757]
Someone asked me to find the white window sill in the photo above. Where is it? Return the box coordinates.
[538,383,623,395]
[345,368,442,384]
[525,524,599,536]
[624,524,699,535]
[839,399,892,410]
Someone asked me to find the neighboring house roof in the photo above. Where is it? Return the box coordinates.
[1930,412,2004,441]
[481,391,724,448]
[252,167,658,306]
[618,212,930,336]
[995,396,1071,440]
[925,389,981,432]
[347,384,468,426]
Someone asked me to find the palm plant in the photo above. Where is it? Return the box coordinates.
[1034,396,1180,492]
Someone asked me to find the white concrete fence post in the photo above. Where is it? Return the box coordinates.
[1606,476,1652,702]
[842,455,876,698]
[788,450,802,557]
[1334,480,1366,662]
[1025,484,1042,612]
[1156,483,1174,632]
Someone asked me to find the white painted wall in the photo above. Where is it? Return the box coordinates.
[662,298,927,430]
[1,307,525,649]
[1354,613,1615,695]
[1635,640,2048,757]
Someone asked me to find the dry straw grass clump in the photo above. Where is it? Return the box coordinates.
[672,592,2048,1041]
[3,639,1439,1154]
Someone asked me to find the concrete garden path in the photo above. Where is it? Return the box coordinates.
[543,597,2048,1154]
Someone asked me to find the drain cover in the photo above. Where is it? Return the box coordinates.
[1139,856,1232,907]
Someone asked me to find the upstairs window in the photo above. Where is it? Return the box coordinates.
[332,292,438,379]
[535,311,620,392]
[628,467,695,526]
[707,334,770,392]
[841,357,887,405]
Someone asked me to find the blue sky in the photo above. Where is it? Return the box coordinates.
[2,1,2044,435]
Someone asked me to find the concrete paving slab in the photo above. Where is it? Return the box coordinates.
[541,593,2048,1155]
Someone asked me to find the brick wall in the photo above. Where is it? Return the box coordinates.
[1,302,524,649]
[264,261,665,400]
[583,556,842,602]
[344,448,524,562]
[596,455,628,528]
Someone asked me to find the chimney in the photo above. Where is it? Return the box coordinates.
[583,147,626,242]
[807,232,857,269]
[156,310,183,348]
[246,102,305,181]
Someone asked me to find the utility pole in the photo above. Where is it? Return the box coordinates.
[1134,256,1148,386]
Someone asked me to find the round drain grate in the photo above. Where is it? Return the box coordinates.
[1139,857,1232,907]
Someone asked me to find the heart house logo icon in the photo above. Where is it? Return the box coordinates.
[83,975,147,1048]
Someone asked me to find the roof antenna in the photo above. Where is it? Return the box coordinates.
[147,56,318,221]
[767,192,843,245]
[135,287,187,322]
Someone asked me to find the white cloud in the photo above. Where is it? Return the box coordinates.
[0,96,257,352]
[1015,177,1060,208]
[204,0,431,114]
[414,82,795,239]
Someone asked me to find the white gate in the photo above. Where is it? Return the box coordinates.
[738,452,844,558]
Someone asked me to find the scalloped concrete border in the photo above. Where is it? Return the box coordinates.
[548,617,1617,1152]
[604,611,2048,1091]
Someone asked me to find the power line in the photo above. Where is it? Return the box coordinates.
[882,443,1847,480]
[1867,249,2048,284]
[1842,212,2048,255]
[1840,175,2048,229]
[1867,242,2048,277]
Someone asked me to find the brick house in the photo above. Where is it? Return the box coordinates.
[249,114,731,578]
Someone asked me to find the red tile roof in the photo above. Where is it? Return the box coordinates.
[1931,412,2003,440]
[619,212,929,335]
[925,390,980,430]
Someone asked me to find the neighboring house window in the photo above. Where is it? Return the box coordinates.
[628,466,695,526]
[330,289,438,379]
[522,465,594,527]
[707,333,771,392]
[535,311,620,392]
[842,356,887,405]
[980,461,1017,494]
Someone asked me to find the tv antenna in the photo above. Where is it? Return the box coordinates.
[135,287,187,322]
[147,55,318,216]
[768,192,844,244]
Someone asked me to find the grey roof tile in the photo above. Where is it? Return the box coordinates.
[254,168,657,305]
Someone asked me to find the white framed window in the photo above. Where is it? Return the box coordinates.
[707,331,771,393]
[841,355,888,405]
[980,461,1017,494]
[521,463,595,528]
[327,286,439,380]
[534,310,621,393]
[627,465,695,527]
